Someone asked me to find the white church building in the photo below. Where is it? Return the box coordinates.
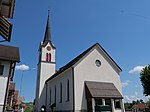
[35,15,124,112]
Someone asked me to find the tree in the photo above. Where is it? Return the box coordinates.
[140,65,150,96]
[140,99,144,104]
[147,99,150,109]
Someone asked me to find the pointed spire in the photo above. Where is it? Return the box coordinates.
[43,10,51,44]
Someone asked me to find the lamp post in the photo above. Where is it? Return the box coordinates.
[19,68,36,97]
[19,70,24,97]
[17,67,36,111]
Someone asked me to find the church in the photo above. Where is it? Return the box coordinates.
[35,15,124,112]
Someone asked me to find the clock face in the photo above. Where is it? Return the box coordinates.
[47,46,51,51]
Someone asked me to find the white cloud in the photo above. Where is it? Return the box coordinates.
[123,95,150,103]
[128,66,145,74]
[121,80,130,88]
[124,95,139,103]
[15,64,30,71]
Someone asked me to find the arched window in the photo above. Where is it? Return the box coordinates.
[60,83,62,103]
[46,53,51,62]
[49,53,51,62]
[39,53,41,62]
[66,80,69,101]
[49,88,51,105]
[46,53,49,61]
[55,85,56,103]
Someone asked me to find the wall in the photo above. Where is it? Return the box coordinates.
[74,46,123,111]
[0,60,11,111]
[46,68,74,111]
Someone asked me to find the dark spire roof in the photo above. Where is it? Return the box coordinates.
[43,14,51,44]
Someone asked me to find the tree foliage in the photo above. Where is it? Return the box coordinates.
[140,65,150,96]
[124,99,145,110]
[147,99,150,109]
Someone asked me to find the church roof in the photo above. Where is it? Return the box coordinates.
[0,44,20,62]
[46,43,122,83]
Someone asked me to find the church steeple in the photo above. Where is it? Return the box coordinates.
[43,13,51,44]
[35,12,56,111]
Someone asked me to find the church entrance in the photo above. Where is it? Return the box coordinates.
[85,81,123,112]
[87,98,92,112]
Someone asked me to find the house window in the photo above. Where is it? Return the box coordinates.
[105,99,111,106]
[114,99,121,109]
[60,83,62,103]
[66,80,69,101]
[55,86,56,103]
[0,65,4,75]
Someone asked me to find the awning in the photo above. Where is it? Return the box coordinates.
[0,44,20,62]
[85,81,123,99]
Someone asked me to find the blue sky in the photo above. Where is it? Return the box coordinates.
[2,0,150,102]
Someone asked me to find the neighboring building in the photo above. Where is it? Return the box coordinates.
[0,1,20,112]
[0,0,15,42]
[13,90,19,111]
[6,82,19,111]
[132,103,149,112]
[0,44,20,112]
[35,15,124,112]
[7,82,15,110]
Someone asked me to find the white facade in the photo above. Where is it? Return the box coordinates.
[73,45,123,112]
[0,61,12,112]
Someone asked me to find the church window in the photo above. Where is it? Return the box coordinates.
[66,79,69,101]
[60,83,62,103]
[49,88,51,105]
[46,53,51,62]
[46,53,49,61]
[49,53,51,62]
[95,60,101,67]
[39,53,41,62]
[55,86,56,103]
[0,65,4,75]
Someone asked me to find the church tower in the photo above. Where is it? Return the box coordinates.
[35,14,56,112]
